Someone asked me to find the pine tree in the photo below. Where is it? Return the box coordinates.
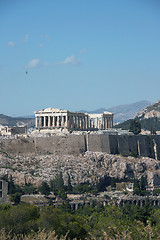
[38,181,50,196]
[129,119,141,135]
[140,176,146,191]
[8,175,16,195]
[67,173,72,192]
[133,178,141,195]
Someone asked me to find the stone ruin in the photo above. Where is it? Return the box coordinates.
[34,107,113,132]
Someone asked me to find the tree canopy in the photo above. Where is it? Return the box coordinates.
[129,119,141,135]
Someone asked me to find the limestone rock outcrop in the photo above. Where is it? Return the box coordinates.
[0,151,160,188]
[136,100,160,120]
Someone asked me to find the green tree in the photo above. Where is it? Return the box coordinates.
[133,178,141,195]
[50,173,66,197]
[111,178,116,190]
[96,175,111,192]
[140,176,146,191]
[8,175,16,195]
[67,173,72,192]
[73,183,92,194]
[23,182,36,194]
[0,204,40,235]
[129,119,141,135]
[10,192,21,204]
[38,181,50,196]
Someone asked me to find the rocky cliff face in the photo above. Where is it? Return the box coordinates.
[0,151,160,188]
[136,100,160,120]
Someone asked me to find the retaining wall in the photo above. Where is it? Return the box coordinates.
[0,134,160,160]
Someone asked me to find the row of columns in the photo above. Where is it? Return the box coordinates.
[36,115,67,129]
[119,199,160,207]
[35,114,113,130]
[89,117,113,129]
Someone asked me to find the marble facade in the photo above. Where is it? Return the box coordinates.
[34,108,113,131]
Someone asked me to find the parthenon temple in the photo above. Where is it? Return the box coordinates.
[34,108,113,132]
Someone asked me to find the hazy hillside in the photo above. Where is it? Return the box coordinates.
[116,101,160,131]
[0,100,152,127]
[79,100,151,123]
[0,114,34,127]
[136,100,160,120]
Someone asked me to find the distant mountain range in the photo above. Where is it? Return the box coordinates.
[79,100,152,123]
[115,100,160,131]
[136,100,160,120]
[0,100,153,127]
[0,114,34,128]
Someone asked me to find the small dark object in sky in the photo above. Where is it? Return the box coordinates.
[26,71,28,74]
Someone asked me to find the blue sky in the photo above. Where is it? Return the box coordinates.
[0,0,160,116]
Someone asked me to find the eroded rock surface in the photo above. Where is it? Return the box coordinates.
[0,151,160,187]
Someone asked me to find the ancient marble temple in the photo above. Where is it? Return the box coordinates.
[34,108,113,131]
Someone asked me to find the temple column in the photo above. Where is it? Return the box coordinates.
[39,116,42,128]
[57,116,60,127]
[61,116,64,127]
[93,118,95,128]
[77,116,79,129]
[94,118,97,128]
[105,118,107,129]
[71,116,74,129]
[65,115,68,128]
[100,118,102,129]
[67,116,70,128]
[102,117,104,129]
[73,116,76,129]
[68,116,71,129]
[103,118,105,129]
[48,116,51,127]
[86,116,89,129]
[90,119,92,129]
[81,117,84,129]
[72,116,74,129]
[83,117,86,129]
[81,117,83,129]
[111,117,113,128]
[108,118,110,128]
[74,116,77,129]
[77,116,80,129]
[44,116,46,127]
[53,116,55,127]
[79,117,81,129]
[98,118,100,129]
[89,118,91,129]
[106,118,108,128]
[69,116,72,129]
[35,117,38,128]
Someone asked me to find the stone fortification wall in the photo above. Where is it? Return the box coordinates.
[0,135,85,156]
[108,135,160,160]
[0,134,160,160]
[86,134,111,153]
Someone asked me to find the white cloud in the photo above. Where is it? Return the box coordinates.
[79,48,87,54]
[23,34,29,42]
[25,58,40,69]
[8,41,15,47]
[56,55,81,66]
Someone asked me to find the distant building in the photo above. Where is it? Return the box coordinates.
[0,125,26,136]
[34,107,114,132]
